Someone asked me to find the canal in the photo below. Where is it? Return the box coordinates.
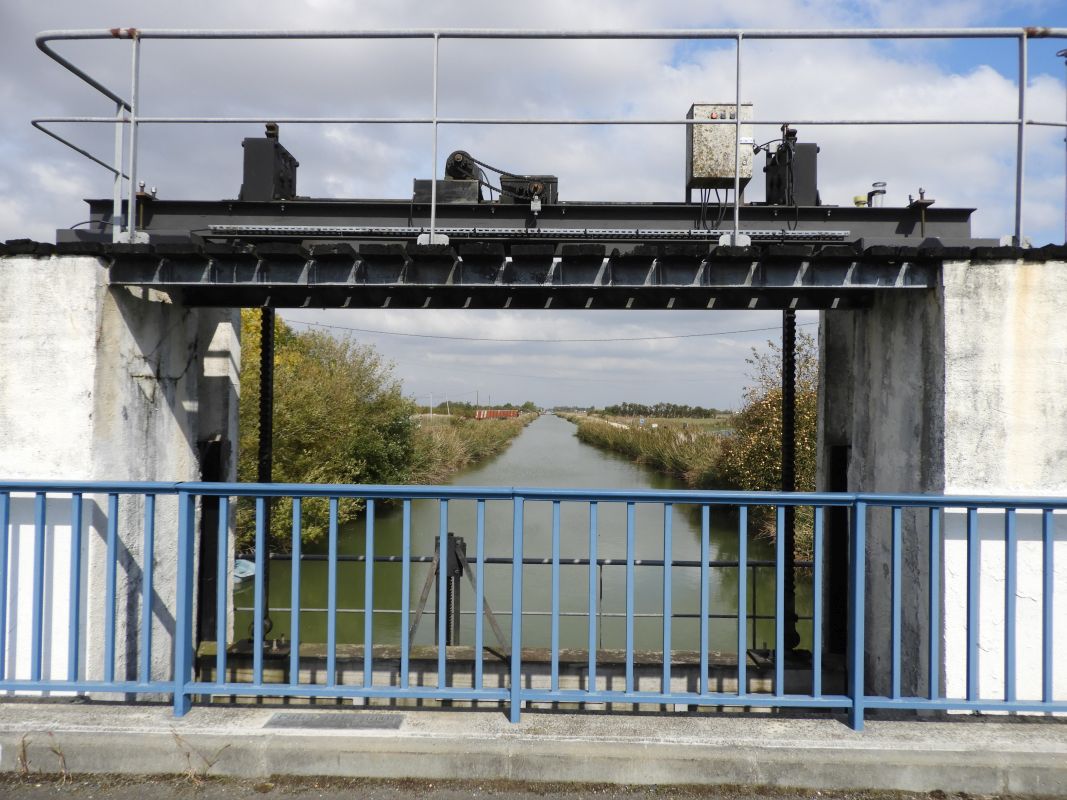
[235,413,812,655]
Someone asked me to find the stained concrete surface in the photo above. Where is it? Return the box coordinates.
[0,774,1014,799]
[1,701,1066,796]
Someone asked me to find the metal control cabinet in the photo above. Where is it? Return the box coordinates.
[686,103,753,190]
[239,137,299,201]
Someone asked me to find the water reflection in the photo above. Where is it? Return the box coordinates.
[235,414,812,654]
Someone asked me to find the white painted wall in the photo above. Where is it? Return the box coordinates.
[0,255,240,690]
[940,260,1067,704]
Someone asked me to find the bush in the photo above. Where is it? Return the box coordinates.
[715,332,818,558]
[237,311,417,551]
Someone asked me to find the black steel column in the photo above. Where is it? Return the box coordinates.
[782,308,800,650]
[258,307,274,636]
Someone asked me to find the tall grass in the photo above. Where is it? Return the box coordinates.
[410,414,534,484]
[562,414,724,488]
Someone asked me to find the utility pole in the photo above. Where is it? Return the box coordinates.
[429,392,433,418]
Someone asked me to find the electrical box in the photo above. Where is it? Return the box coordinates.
[686,103,753,191]
[413,179,482,204]
[765,142,820,206]
[239,137,299,201]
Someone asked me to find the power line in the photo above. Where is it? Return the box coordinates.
[284,318,818,344]
[389,356,731,384]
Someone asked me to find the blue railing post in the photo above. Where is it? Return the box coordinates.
[173,490,196,716]
[509,496,524,723]
[848,500,866,731]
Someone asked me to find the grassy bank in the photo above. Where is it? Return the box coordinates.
[560,413,725,488]
[559,412,813,560]
[409,413,536,484]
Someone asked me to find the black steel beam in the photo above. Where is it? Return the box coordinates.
[63,197,980,247]
[99,243,945,309]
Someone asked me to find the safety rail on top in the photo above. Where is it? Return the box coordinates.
[0,480,1063,730]
[30,27,1067,250]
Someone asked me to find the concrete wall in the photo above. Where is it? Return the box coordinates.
[818,259,1067,702]
[0,255,240,687]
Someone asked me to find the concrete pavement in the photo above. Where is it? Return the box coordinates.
[0,701,1065,796]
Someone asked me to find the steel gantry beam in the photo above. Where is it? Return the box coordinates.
[86,240,952,311]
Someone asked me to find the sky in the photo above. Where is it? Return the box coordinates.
[2,1,1066,410]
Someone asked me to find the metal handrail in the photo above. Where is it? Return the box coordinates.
[1,481,1064,729]
[32,27,1067,246]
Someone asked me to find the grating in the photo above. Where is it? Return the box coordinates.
[264,711,404,730]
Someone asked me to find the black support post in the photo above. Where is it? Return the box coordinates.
[782,308,801,651]
[258,307,275,637]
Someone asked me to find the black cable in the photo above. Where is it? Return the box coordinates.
[714,188,729,230]
[286,318,818,344]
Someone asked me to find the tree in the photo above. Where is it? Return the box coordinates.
[237,311,417,551]
[715,332,819,558]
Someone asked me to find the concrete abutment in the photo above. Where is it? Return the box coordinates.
[0,254,239,687]
[818,258,1067,701]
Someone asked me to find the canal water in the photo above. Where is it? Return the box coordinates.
[235,414,811,654]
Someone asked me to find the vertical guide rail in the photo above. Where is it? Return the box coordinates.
[848,501,867,731]
[774,505,785,696]
[437,499,448,687]
[928,507,941,700]
[125,34,141,241]
[587,502,598,694]
[111,100,123,241]
[891,506,902,699]
[966,507,979,700]
[252,497,267,686]
[474,499,485,690]
[550,501,561,692]
[1004,508,1017,703]
[173,491,195,716]
[812,506,824,698]
[400,500,411,690]
[1014,32,1028,246]
[625,502,636,693]
[662,503,672,694]
[363,499,375,688]
[0,493,7,681]
[288,498,301,686]
[731,32,743,243]
[736,506,747,695]
[1042,509,1055,703]
[326,497,338,687]
[429,33,440,243]
[68,493,83,682]
[31,493,47,682]
[103,493,118,684]
[700,505,710,696]
[140,494,155,684]
[509,497,524,723]
[216,496,230,687]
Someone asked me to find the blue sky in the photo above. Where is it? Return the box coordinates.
[2,1,1065,409]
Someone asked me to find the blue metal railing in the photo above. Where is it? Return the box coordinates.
[0,479,1063,730]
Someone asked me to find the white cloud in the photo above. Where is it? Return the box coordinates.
[2,1,1065,405]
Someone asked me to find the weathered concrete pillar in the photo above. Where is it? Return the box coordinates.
[818,256,1067,702]
[0,254,239,688]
